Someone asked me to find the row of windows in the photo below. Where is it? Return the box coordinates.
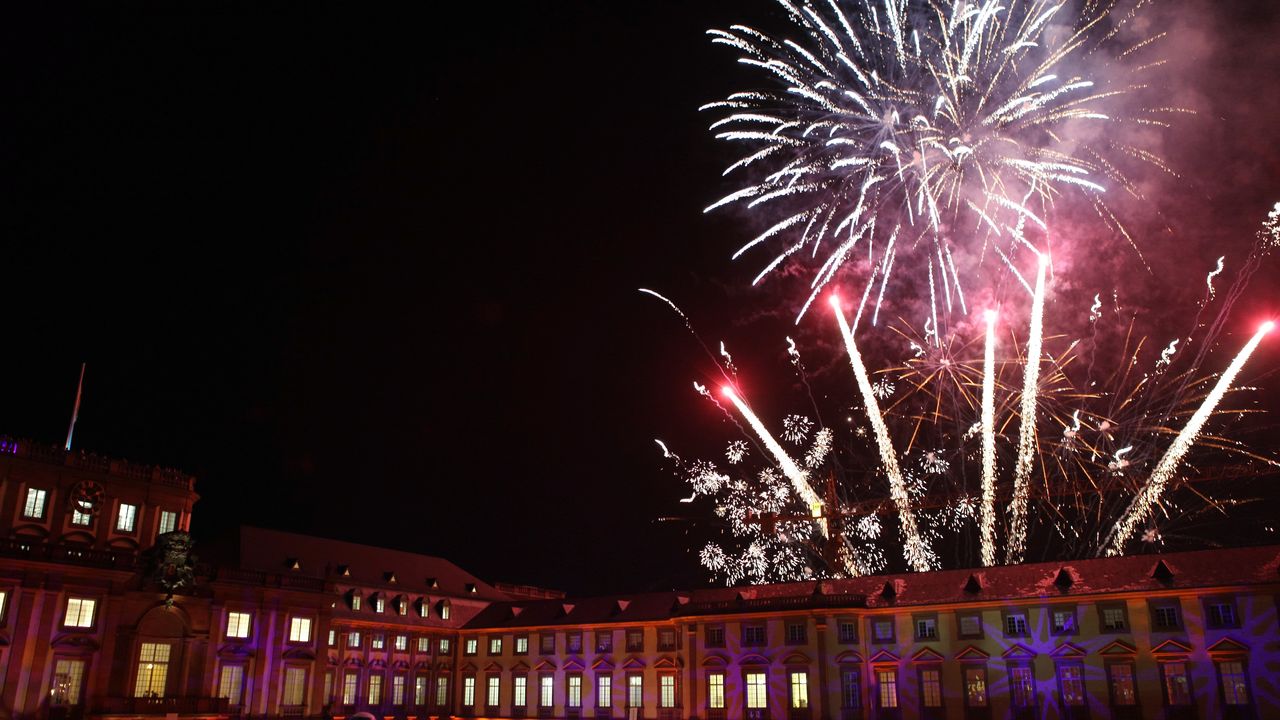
[338,630,450,654]
[346,591,451,620]
[461,628,679,657]
[20,487,179,535]
[459,672,668,710]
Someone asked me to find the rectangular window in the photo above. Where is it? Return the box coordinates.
[1152,603,1181,630]
[419,600,429,619]
[745,672,766,710]
[436,676,450,707]
[743,625,766,646]
[440,638,451,654]
[837,620,857,643]
[343,672,359,705]
[876,668,898,708]
[1219,660,1250,706]
[1207,600,1238,628]
[351,594,361,611]
[568,631,584,654]
[72,507,93,526]
[23,488,48,519]
[372,634,385,650]
[219,665,245,704]
[394,635,407,652]
[705,625,725,648]
[226,611,251,639]
[872,619,894,642]
[415,676,429,706]
[658,628,677,651]
[958,613,982,638]
[159,510,178,535]
[465,638,478,656]
[540,674,554,708]
[490,637,503,655]
[116,503,138,532]
[788,671,808,709]
[288,617,312,643]
[283,667,308,706]
[659,674,675,708]
[464,676,476,707]
[134,642,171,697]
[1107,663,1136,706]
[1051,608,1076,635]
[1058,664,1086,706]
[626,629,644,652]
[541,633,557,654]
[325,672,334,704]
[786,622,807,645]
[418,637,430,653]
[707,672,724,710]
[964,667,988,707]
[596,630,613,653]
[514,675,528,707]
[52,659,86,705]
[1010,664,1036,707]
[627,674,643,708]
[597,675,612,709]
[369,674,383,705]
[569,674,584,708]
[374,596,385,613]
[487,676,501,707]
[914,617,937,640]
[840,669,861,709]
[65,597,96,628]
[1101,605,1128,632]
[516,635,529,655]
[398,598,409,616]
[328,629,336,647]
[1162,662,1193,705]
[348,631,361,648]
[920,667,942,707]
[1004,612,1028,636]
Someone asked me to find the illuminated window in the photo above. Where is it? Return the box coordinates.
[625,629,644,652]
[487,675,500,707]
[325,671,333,704]
[745,671,767,709]
[872,619,894,642]
[1220,661,1251,705]
[1107,663,1136,706]
[350,593,362,611]
[395,635,407,651]
[374,595,386,613]
[840,669,860,709]
[742,625,766,646]
[597,675,612,709]
[288,617,312,643]
[218,665,244,705]
[657,628,677,651]
[540,674,554,708]
[397,598,408,616]
[964,666,987,707]
[72,507,93,526]
[876,668,898,708]
[595,630,613,653]
[328,629,336,647]
[116,503,138,533]
[417,637,430,653]
[489,636,503,655]
[627,673,643,708]
[914,617,938,640]
[516,634,529,655]
[372,634,385,650]
[342,672,358,705]
[569,673,584,708]
[837,620,857,643]
[52,659,86,705]
[368,674,383,705]
[283,667,307,706]
[1051,608,1077,635]
[463,676,476,707]
[393,674,407,705]
[134,642,171,697]
[1058,663,1086,706]
[65,597,97,628]
[436,676,450,707]
[1100,604,1128,631]
[920,667,941,707]
[786,622,807,645]
[22,488,48,519]
[1004,612,1028,636]
[159,510,178,535]
[439,638,451,654]
[1010,665,1036,707]
[788,671,808,709]
[226,611,251,639]
[464,638,478,656]
[348,632,361,648]
[707,672,724,710]
[1162,662,1193,706]
[705,625,725,648]
[439,600,451,620]
[514,675,528,707]
[415,675,428,705]
[418,598,429,618]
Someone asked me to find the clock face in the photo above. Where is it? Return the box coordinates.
[70,480,106,516]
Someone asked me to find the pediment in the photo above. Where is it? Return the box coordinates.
[281,647,315,661]
[217,643,255,659]
[653,656,681,669]
[368,659,387,669]
[391,660,409,670]
[1207,637,1249,655]
[1000,644,1036,660]
[435,661,453,671]
[1151,639,1193,656]
[1050,643,1086,658]
[782,652,812,666]
[621,656,646,669]
[868,649,900,664]
[563,658,586,671]
[512,661,532,673]
[484,662,504,672]
[1098,640,1137,656]
[51,634,101,652]
[590,658,614,671]
[833,650,863,664]
[738,653,771,666]
[700,654,729,668]
[460,662,478,672]
[415,661,431,670]
[533,659,557,671]
[910,647,944,663]
[953,646,989,662]
[343,657,365,667]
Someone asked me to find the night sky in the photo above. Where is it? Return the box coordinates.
[3,1,1279,595]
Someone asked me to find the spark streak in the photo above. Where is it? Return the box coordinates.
[1005,255,1048,564]
[980,309,998,567]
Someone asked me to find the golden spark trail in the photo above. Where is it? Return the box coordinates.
[1006,255,1048,564]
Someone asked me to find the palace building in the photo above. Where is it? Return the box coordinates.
[0,435,1276,720]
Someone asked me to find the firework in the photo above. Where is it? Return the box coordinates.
[979,308,998,566]
[722,386,826,526]
[1005,255,1048,564]
[704,0,1171,320]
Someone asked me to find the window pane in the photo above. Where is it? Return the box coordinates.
[707,673,724,710]
[1059,665,1086,706]
[1220,661,1249,706]
[515,676,528,707]
[1109,663,1136,706]
[789,671,808,709]
[218,665,245,704]
[1010,666,1035,707]
[283,667,308,706]
[597,675,612,708]
[877,669,898,708]
[52,659,86,705]
[964,668,987,707]
[920,668,942,707]
[227,612,251,639]
[23,488,47,518]
[746,672,767,709]
[117,503,138,532]
[134,643,171,697]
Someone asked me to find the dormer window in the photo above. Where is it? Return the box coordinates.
[417,598,429,618]
[439,599,451,620]
[396,597,408,616]
[374,594,386,613]
[348,591,362,611]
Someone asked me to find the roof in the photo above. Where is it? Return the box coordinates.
[462,545,1280,628]
[237,526,510,601]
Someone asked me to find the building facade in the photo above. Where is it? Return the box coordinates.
[0,436,1276,720]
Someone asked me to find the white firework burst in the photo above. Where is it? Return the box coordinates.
[782,414,814,444]
[726,439,749,464]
